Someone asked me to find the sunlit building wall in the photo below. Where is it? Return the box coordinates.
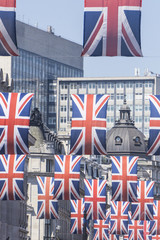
[57,76,159,141]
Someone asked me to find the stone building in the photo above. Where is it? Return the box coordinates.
[56,75,160,153]
[27,108,86,240]
[105,99,155,190]
[0,70,29,240]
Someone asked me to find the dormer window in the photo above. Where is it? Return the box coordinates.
[133,136,141,146]
[115,136,122,145]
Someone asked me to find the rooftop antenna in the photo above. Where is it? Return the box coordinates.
[35,22,38,28]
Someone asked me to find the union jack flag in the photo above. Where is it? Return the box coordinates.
[105,208,111,222]
[0,92,33,154]
[131,181,154,221]
[109,235,119,240]
[93,219,110,240]
[143,221,152,240]
[123,235,129,240]
[70,94,110,155]
[70,199,83,234]
[128,211,144,240]
[0,0,19,56]
[84,179,107,220]
[36,176,58,219]
[152,236,160,240]
[0,154,26,200]
[82,0,142,57]
[54,155,82,200]
[149,201,160,236]
[111,156,138,202]
[110,201,129,235]
[148,95,160,155]
[128,220,144,240]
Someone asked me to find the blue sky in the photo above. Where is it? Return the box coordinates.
[16,0,160,78]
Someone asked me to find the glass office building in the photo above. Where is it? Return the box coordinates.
[12,49,83,131]
[0,21,83,132]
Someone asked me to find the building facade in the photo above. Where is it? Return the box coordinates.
[0,20,83,131]
[0,69,32,240]
[57,75,160,142]
[27,108,87,240]
[27,108,66,240]
[56,75,160,196]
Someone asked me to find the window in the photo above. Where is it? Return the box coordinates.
[135,116,142,123]
[70,83,77,89]
[60,105,66,112]
[61,83,68,89]
[49,83,56,91]
[107,116,114,123]
[110,93,114,100]
[116,93,124,100]
[135,82,142,88]
[60,94,67,101]
[46,159,52,172]
[48,117,56,124]
[79,82,86,89]
[135,105,142,111]
[145,81,153,88]
[98,82,105,89]
[60,128,66,131]
[60,117,66,123]
[149,81,153,88]
[145,105,150,111]
[144,128,149,136]
[89,83,95,89]
[144,116,149,122]
[108,83,114,89]
[49,94,56,102]
[115,136,122,145]
[126,82,133,88]
[49,105,56,113]
[108,105,114,111]
[117,83,120,88]
[116,83,124,88]
[133,136,141,146]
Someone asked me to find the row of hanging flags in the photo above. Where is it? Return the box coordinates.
[0,0,143,57]
[1,0,160,240]
[1,92,160,239]
[0,92,33,201]
[35,156,160,240]
[70,94,160,156]
[0,92,159,156]
[35,156,160,239]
